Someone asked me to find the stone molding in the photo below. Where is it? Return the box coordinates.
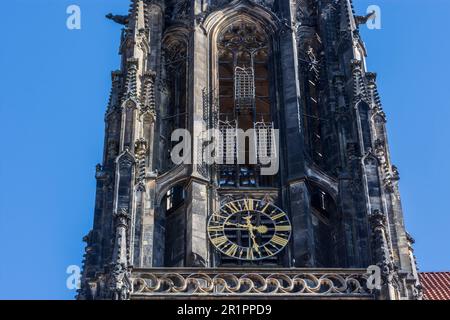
[131,268,374,298]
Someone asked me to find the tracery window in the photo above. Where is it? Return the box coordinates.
[162,38,188,171]
[216,22,275,188]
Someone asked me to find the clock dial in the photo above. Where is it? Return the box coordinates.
[207,199,291,261]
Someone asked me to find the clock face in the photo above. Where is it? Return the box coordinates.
[207,199,291,261]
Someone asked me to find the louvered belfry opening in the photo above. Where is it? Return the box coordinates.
[217,22,275,189]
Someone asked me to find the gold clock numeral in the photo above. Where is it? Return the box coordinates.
[244,199,254,211]
[208,225,224,233]
[246,247,254,260]
[263,245,274,256]
[214,213,229,220]
[238,248,244,259]
[275,225,292,232]
[271,212,286,221]
[225,244,238,257]
[271,235,289,247]
[260,203,270,213]
[211,235,228,247]
[226,202,240,213]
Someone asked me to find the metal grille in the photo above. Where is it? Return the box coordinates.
[254,121,275,164]
[202,88,210,124]
[235,66,255,109]
[218,120,237,165]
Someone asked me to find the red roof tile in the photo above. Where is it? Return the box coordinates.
[419,272,450,300]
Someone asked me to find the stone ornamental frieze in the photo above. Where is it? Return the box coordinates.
[131,269,373,297]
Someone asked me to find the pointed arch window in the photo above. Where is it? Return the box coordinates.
[215,21,275,188]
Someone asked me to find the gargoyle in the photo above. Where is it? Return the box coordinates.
[106,13,129,26]
[355,11,376,26]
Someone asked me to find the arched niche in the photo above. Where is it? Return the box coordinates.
[153,182,187,267]
[356,101,373,152]
[146,3,164,68]
[207,6,281,189]
[307,182,340,267]
[362,154,382,211]
[160,28,189,171]
[373,113,386,142]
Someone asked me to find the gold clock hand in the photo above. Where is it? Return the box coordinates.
[243,215,268,234]
[243,216,261,254]
[224,221,248,228]
[249,229,261,254]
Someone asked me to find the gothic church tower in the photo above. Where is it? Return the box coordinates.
[79,0,421,300]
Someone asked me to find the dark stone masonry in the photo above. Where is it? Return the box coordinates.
[79,0,421,300]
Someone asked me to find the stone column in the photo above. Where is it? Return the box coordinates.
[185,180,209,267]
[289,180,315,267]
[183,4,210,267]
[369,210,399,300]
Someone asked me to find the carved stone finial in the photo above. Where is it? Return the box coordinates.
[392,165,400,180]
[369,209,386,230]
[366,72,377,82]
[107,263,131,300]
[135,138,148,153]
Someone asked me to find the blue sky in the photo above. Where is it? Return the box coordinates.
[0,0,449,300]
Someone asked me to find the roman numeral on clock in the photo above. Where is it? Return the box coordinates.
[271,212,286,221]
[275,225,292,232]
[214,213,229,220]
[211,235,228,247]
[225,244,238,257]
[260,203,270,213]
[244,199,254,211]
[207,225,224,233]
[270,235,289,247]
[246,247,254,260]
[226,202,240,213]
[263,245,274,256]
